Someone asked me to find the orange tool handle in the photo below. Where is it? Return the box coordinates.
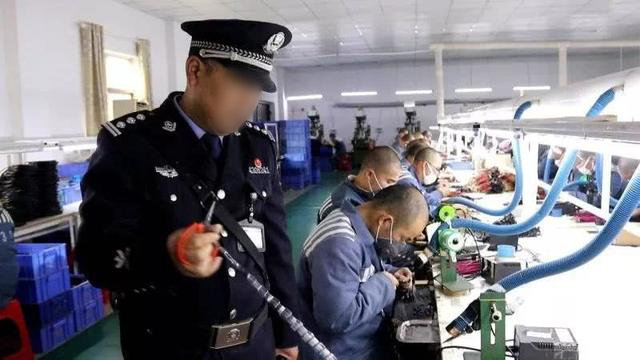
[176,223,220,266]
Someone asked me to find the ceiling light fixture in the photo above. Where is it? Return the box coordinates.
[286,94,323,101]
[341,91,377,97]
[396,89,433,95]
[455,87,493,93]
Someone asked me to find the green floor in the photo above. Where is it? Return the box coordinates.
[41,171,347,359]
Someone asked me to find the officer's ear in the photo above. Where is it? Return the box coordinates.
[185,56,218,87]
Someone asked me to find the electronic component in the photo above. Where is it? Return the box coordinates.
[514,325,579,360]
[481,256,524,284]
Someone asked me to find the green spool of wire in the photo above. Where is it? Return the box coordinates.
[438,204,456,223]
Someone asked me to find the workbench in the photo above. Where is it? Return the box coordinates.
[434,174,640,360]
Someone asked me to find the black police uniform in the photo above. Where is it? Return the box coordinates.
[75,19,298,360]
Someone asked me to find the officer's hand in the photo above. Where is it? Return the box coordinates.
[394,268,413,290]
[383,271,399,289]
[275,346,299,360]
[167,224,224,278]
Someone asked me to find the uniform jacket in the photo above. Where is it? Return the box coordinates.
[316,175,373,223]
[76,92,298,359]
[298,202,395,360]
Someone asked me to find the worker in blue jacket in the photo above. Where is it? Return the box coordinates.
[298,185,428,360]
[399,147,450,216]
[317,147,402,223]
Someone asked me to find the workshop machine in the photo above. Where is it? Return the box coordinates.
[351,107,372,168]
[403,101,421,133]
[307,105,324,141]
[433,205,474,295]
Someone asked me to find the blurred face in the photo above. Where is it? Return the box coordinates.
[376,213,427,244]
[366,165,400,193]
[185,57,262,135]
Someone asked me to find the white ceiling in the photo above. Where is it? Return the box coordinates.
[115,0,640,66]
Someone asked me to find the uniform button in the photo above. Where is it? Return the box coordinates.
[170,194,177,202]
[230,309,237,320]
[228,267,236,278]
[221,229,228,238]
[261,190,267,198]
[217,189,226,200]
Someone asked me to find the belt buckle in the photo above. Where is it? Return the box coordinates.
[210,318,253,350]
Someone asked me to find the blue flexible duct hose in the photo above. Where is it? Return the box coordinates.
[448,149,578,236]
[446,87,623,334]
[586,88,616,117]
[563,178,588,191]
[498,167,640,292]
[446,101,531,216]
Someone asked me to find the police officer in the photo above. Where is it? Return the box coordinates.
[76,20,299,359]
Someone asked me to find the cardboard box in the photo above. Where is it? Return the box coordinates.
[613,222,640,246]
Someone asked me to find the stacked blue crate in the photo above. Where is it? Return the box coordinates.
[70,275,104,332]
[278,120,312,190]
[15,243,75,353]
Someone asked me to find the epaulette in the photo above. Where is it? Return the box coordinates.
[243,121,276,143]
[101,110,153,138]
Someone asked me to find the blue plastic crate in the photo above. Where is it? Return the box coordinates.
[74,299,104,332]
[16,243,68,279]
[70,275,102,311]
[29,313,76,353]
[17,267,71,304]
[22,290,73,328]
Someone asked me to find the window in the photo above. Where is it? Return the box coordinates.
[105,51,146,120]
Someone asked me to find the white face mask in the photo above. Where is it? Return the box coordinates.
[367,171,384,196]
[422,163,438,186]
[375,217,402,261]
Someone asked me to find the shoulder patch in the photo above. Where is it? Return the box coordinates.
[243,122,276,143]
[102,110,153,138]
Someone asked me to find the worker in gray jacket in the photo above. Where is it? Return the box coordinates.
[298,184,428,360]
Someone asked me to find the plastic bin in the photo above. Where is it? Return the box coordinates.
[16,268,71,304]
[70,276,102,310]
[16,243,67,279]
[28,313,75,353]
[74,299,104,332]
[21,290,73,328]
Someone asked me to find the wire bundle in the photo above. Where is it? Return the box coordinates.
[0,162,62,226]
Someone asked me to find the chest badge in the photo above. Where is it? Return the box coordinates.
[248,158,270,175]
[155,165,179,178]
[162,121,176,132]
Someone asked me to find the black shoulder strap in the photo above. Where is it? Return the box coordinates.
[183,173,269,284]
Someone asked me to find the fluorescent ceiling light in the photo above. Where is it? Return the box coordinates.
[513,85,551,91]
[455,87,493,93]
[396,89,433,95]
[341,91,377,97]
[286,94,323,101]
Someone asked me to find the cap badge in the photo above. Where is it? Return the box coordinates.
[263,32,286,54]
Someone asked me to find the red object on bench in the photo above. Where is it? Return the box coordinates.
[0,299,34,360]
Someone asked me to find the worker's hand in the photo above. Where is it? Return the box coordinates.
[275,346,299,360]
[437,182,452,197]
[394,268,413,290]
[383,271,399,289]
[167,224,224,278]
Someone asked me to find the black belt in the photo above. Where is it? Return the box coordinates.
[209,303,269,350]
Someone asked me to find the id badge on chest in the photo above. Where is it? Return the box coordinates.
[237,219,266,253]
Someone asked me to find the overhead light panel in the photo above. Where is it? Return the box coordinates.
[286,94,323,101]
[341,91,377,97]
[513,85,551,91]
[396,89,433,95]
[455,87,493,93]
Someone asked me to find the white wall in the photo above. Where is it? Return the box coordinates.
[282,52,640,150]
[10,0,172,139]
